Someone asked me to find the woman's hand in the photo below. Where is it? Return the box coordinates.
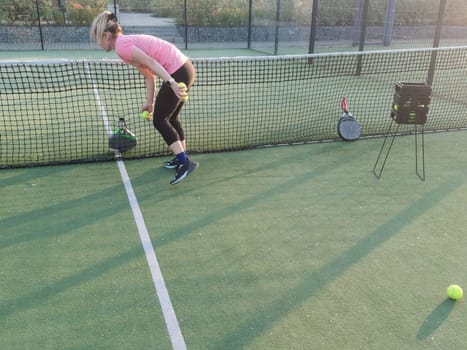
[131,47,189,101]
[169,80,189,100]
[141,103,154,119]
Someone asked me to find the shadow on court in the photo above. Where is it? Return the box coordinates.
[148,142,363,249]
[208,173,467,349]
[0,245,142,319]
[416,299,455,340]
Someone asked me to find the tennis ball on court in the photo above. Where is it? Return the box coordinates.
[447,284,463,300]
[141,110,151,120]
[178,82,189,102]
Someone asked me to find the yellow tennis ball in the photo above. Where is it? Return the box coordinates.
[178,82,189,102]
[141,110,150,120]
[447,284,463,300]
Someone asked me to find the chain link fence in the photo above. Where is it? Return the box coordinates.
[1,0,466,53]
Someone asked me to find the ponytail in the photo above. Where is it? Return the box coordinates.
[90,11,122,42]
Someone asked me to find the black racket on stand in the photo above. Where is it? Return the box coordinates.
[338,98,361,141]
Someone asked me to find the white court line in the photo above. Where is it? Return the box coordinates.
[85,62,187,350]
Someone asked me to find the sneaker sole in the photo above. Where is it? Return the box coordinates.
[163,159,181,169]
[170,162,199,185]
[163,163,180,169]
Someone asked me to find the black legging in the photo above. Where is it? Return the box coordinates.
[152,61,196,146]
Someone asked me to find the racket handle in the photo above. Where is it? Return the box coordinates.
[341,98,348,112]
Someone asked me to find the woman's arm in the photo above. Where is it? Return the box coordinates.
[131,46,186,99]
[136,65,156,113]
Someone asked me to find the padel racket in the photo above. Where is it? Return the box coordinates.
[108,117,137,152]
[338,98,361,141]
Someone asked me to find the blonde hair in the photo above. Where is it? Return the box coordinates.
[90,11,122,42]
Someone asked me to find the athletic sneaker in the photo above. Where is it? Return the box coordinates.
[170,159,199,185]
[163,157,181,169]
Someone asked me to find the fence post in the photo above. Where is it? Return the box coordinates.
[353,0,362,46]
[427,0,447,86]
[184,0,188,49]
[274,0,281,55]
[356,0,369,75]
[383,0,396,46]
[308,0,318,54]
[113,0,118,17]
[35,0,44,50]
[248,0,253,49]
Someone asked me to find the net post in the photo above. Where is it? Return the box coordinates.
[427,0,447,86]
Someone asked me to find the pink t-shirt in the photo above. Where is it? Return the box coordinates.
[115,34,188,74]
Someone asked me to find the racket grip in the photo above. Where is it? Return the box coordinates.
[341,98,348,112]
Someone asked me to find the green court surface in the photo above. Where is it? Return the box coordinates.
[2,130,467,349]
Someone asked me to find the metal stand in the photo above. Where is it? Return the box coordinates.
[373,82,431,181]
[373,123,425,181]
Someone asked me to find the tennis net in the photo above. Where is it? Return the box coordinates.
[2,46,467,168]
